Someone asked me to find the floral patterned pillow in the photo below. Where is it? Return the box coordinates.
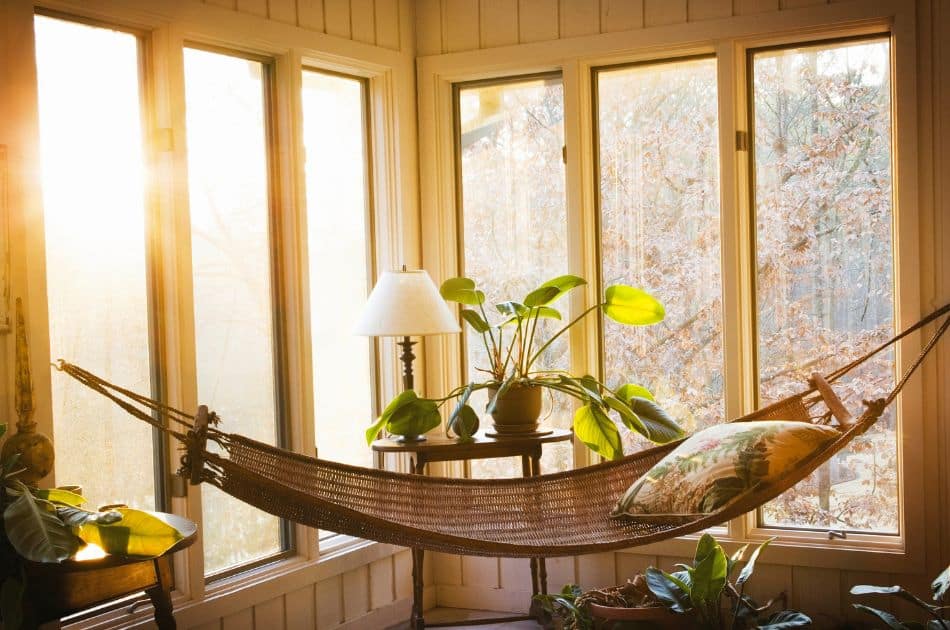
[611,420,841,518]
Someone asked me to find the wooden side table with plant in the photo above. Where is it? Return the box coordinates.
[372,429,573,630]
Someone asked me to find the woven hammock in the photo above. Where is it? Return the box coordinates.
[54,304,950,559]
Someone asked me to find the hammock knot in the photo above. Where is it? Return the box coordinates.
[181,405,212,486]
[862,398,887,419]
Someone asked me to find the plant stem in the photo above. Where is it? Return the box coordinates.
[528,303,602,369]
[478,302,498,363]
[523,308,541,374]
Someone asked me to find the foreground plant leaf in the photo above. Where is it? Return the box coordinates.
[79,508,183,558]
[4,482,79,562]
[56,506,123,528]
[851,604,907,630]
[932,565,950,603]
[366,390,420,444]
[573,405,621,460]
[626,397,685,444]
[602,285,665,325]
[738,537,773,587]
[440,277,485,305]
[756,610,812,629]
[34,488,86,507]
[645,567,691,613]
[524,275,586,307]
[460,309,490,333]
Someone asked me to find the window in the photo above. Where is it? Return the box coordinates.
[35,14,162,512]
[595,57,723,452]
[751,37,896,534]
[300,68,376,542]
[183,47,288,576]
[455,75,573,478]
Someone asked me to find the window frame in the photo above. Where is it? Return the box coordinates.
[14,0,416,616]
[419,0,926,574]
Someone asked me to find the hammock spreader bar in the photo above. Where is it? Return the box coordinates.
[52,303,950,558]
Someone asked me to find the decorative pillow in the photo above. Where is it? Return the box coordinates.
[611,421,840,518]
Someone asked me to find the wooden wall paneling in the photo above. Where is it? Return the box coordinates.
[734,0,780,15]
[433,552,463,586]
[285,585,317,630]
[615,553,657,583]
[518,0,559,43]
[657,555,691,572]
[559,0,598,39]
[792,566,841,626]
[643,0,686,27]
[416,0,443,55]
[205,0,237,10]
[544,556,577,591]
[599,0,642,33]
[687,0,732,21]
[236,0,268,18]
[840,571,895,624]
[499,557,533,591]
[192,621,222,630]
[479,0,519,48]
[577,551,617,588]
[375,0,401,50]
[461,555,499,588]
[779,0,827,8]
[324,0,352,38]
[351,0,377,44]
[315,575,344,628]
[254,597,286,628]
[892,572,937,622]
[443,0,480,52]
[742,563,792,612]
[394,550,413,600]
[369,557,395,609]
[222,608,255,630]
[342,566,370,621]
[297,0,326,31]
[269,0,299,24]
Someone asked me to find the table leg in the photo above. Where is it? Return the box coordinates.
[411,547,425,630]
[145,557,176,630]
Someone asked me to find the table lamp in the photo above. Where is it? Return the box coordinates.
[355,267,460,392]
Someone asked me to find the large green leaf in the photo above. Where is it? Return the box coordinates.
[573,404,622,460]
[693,533,718,564]
[440,277,485,305]
[386,398,441,438]
[366,390,425,443]
[932,565,950,603]
[604,396,647,436]
[447,404,479,442]
[851,584,937,614]
[79,508,183,558]
[728,543,749,579]
[34,488,86,507]
[737,537,773,587]
[602,285,665,325]
[460,309,490,333]
[524,275,587,307]
[645,567,692,613]
[614,383,654,402]
[756,610,813,629]
[57,506,123,528]
[3,483,80,562]
[851,604,908,630]
[496,301,528,318]
[688,536,727,608]
[626,397,685,444]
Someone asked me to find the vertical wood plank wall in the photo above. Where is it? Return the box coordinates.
[202,0,403,49]
[416,1,950,628]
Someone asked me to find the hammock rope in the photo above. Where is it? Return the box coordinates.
[51,303,950,558]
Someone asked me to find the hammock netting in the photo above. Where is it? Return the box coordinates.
[54,304,950,559]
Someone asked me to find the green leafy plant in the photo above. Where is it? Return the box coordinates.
[534,583,593,630]
[366,275,685,458]
[646,534,811,629]
[0,423,184,629]
[850,565,950,629]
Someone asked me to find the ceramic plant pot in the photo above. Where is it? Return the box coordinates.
[587,602,681,629]
[486,382,543,435]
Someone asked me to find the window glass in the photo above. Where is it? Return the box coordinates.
[597,57,723,452]
[457,76,571,477]
[184,47,285,574]
[752,38,896,533]
[35,15,157,511]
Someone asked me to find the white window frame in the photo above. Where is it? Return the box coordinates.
[9,0,418,619]
[419,0,928,574]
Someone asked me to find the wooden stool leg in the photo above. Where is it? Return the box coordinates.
[411,548,425,630]
[145,557,176,630]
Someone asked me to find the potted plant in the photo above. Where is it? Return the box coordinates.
[849,564,950,628]
[366,274,685,460]
[0,423,185,629]
[644,534,811,629]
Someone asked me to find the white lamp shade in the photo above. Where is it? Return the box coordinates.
[354,269,461,337]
